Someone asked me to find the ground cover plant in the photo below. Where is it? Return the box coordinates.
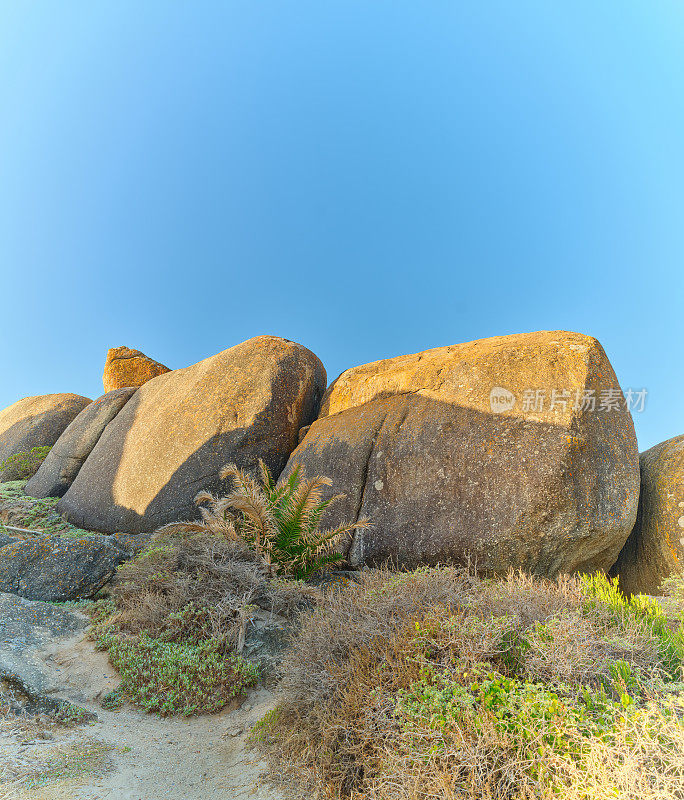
[0,446,51,480]
[252,567,684,800]
[0,480,94,537]
[89,461,366,715]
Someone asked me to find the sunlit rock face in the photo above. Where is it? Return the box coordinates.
[610,434,684,595]
[102,346,170,393]
[25,388,137,499]
[0,394,92,480]
[281,330,640,577]
[58,336,326,534]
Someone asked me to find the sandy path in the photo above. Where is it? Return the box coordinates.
[2,635,284,800]
[60,687,281,800]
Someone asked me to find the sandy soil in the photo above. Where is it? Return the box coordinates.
[0,635,284,800]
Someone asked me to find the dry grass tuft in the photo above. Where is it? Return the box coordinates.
[0,701,114,797]
[253,567,684,800]
[107,526,318,648]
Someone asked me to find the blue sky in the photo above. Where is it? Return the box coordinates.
[1,2,683,449]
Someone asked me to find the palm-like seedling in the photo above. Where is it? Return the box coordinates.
[158,460,370,580]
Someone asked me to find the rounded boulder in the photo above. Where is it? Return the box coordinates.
[0,394,92,480]
[59,336,326,533]
[281,330,640,577]
[25,388,137,498]
[610,434,684,595]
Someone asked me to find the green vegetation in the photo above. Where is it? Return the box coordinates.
[87,459,363,715]
[253,568,684,800]
[0,480,28,502]
[0,480,96,537]
[51,701,95,726]
[91,604,258,715]
[100,687,125,710]
[0,446,51,480]
[161,459,370,579]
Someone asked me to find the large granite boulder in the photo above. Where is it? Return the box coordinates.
[102,346,170,392]
[610,435,684,595]
[25,388,137,498]
[0,394,92,480]
[59,336,326,534]
[0,535,126,601]
[281,331,640,576]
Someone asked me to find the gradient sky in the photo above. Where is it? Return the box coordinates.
[1,2,683,450]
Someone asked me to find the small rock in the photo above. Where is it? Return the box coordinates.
[102,346,170,393]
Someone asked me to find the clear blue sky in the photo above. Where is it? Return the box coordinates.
[1,2,683,450]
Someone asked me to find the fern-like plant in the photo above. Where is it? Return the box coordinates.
[159,461,370,580]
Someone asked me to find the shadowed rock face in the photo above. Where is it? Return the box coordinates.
[281,330,640,577]
[102,346,170,392]
[610,435,684,595]
[0,394,92,480]
[0,535,126,601]
[59,336,327,534]
[25,388,137,498]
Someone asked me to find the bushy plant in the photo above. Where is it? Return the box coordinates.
[160,460,371,580]
[107,527,316,647]
[0,446,51,480]
[253,568,684,800]
[87,458,363,716]
[581,572,684,679]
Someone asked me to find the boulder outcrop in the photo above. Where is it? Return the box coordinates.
[281,331,640,576]
[610,434,684,595]
[25,388,137,498]
[59,336,326,534]
[0,592,91,717]
[0,535,126,601]
[0,394,91,480]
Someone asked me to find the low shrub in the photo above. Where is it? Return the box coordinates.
[253,568,684,799]
[90,527,317,714]
[87,459,363,715]
[107,528,316,648]
[0,446,51,480]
